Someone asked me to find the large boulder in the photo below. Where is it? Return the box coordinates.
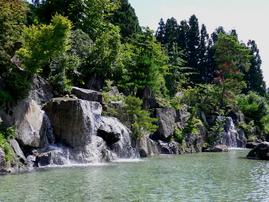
[71,87,103,103]
[153,108,177,140]
[10,139,26,163]
[97,116,136,158]
[247,142,269,160]
[44,98,102,147]
[205,144,229,152]
[13,99,50,148]
[158,140,181,154]
[136,136,160,158]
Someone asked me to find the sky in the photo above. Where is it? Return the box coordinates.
[129,0,269,87]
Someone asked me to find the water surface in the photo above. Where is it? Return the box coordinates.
[0,150,269,202]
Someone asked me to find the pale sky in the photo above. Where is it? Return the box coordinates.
[129,0,269,87]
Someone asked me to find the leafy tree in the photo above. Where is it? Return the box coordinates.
[17,15,73,74]
[244,40,266,95]
[124,96,158,139]
[119,28,168,96]
[214,33,251,105]
[110,0,141,40]
[32,0,120,39]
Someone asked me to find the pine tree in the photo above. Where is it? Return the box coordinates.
[156,18,166,44]
[245,40,266,95]
[110,0,141,40]
[198,24,209,83]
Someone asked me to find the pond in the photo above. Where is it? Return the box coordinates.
[0,150,268,201]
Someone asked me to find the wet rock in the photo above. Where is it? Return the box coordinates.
[247,142,269,160]
[184,133,204,153]
[246,142,259,149]
[9,139,26,163]
[98,116,136,158]
[71,87,103,103]
[136,136,160,158]
[158,140,181,154]
[205,145,229,152]
[44,98,102,147]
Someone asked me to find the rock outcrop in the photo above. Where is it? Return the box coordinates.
[44,97,136,163]
[71,87,103,103]
[98,116,136,158]
[136,136,160,157]
[13,99,50,148]
[205,144,229,152]
[247,142,269,160]
[10,139,26,163]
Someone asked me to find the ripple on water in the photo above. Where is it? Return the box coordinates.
[0,151,269,201]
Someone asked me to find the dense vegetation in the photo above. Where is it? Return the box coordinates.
[0,0,268,162]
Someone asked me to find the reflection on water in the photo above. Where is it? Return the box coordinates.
[0,150,268,201]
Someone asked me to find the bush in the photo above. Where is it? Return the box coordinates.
[0,124,16,162]
[173,127,184,143]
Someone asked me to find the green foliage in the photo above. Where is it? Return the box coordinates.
[207,118,225,145]
[184,116,203,136]
[17,15,72,74]
[110,0,141,40]
[238,121,256,138]
[119,28,168,96]
[237,92,269,136]
[0,0,27,74]
[0,124,16,162]
[181,84,222,114]
[173,127,184,143]
[124,96,158,139]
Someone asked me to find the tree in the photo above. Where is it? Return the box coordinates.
[32,0,120,39]
[244,40,266,95]
[156,18,166,44]
[119,28,168,96]
[0,0,27,75]
[110,0,141,40]
[198,24,210,83]
[214,33,251,105]
[17,15,73,74]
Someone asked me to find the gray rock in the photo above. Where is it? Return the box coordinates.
[176,105,191,129]
[97,116,136,158]
[28,76,53,105]
[9,139,26,163]
[13,99,49,148]
[44,98,102,148]
[246,142,259,149]
[206,145,229,152]
[154,108,177,140]
[71,87,103,103]
[136,136,160,158]
[158,140,181,154]
[247,142,269,160]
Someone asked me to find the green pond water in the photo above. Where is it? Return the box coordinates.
[0,150,269,202]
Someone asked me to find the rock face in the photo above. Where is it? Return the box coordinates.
[44,97,136,163]
[153,108,177,140]
[97,117,136,158]
[10,139,26,163]
[71,87,103,103]
[158,140,181,154]
[44,98,102,147]
[136,136,160,158]
[219,117,246,148]
[13,99,50,148]
[28,76,53,105]
[247,142,269,160]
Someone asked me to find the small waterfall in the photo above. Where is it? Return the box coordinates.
[220,117,246,148]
